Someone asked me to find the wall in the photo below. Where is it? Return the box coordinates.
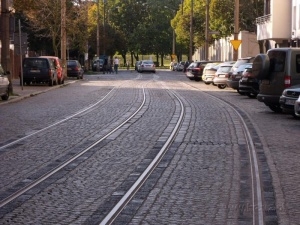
[194,31,260,61]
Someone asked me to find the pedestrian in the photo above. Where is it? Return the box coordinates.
[103,57,108,74]
[114,56,119,74]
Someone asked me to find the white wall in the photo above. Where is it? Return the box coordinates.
[194,31,260,61]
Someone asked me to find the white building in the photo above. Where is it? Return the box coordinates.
[256,0,292,48]
[194,0,300,60]
[194,31,260,61]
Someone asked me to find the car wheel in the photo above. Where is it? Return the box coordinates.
[246,92,258,98]
[204,82,210,85]
[268,104,282,113]
[1,88,9,100]
[217,84,226,89]
[237,89,245,95]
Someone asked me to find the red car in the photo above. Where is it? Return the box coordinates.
[40,56,64,84]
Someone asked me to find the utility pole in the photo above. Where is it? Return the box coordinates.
[1,0,13,93]
[61,0,67,79]
[96,0,100,57]
[233,0,239,61]
[205,0,209,61]
[189,0,193,61]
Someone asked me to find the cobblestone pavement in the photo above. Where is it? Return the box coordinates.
[0,70,299,224]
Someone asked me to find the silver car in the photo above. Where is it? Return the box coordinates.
[0,64,9,101]
[295,95,300,117]
[138,60,156,73]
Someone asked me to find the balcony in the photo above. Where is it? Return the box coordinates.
[256,0,291,42]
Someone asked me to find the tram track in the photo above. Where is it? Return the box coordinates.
[0,78,147,207]
[0,72,279,224]
[0,75,186,224]
[179,80,278,225]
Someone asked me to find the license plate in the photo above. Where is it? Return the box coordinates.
[30,69,40,73]
[219,75,225,78]
[235,75,241,79]
[285,99,296,105]
[241,77,248,81]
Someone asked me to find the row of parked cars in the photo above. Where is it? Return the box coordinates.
[21,57,84,86]
[0,56,85,101]
[184,48,300,118]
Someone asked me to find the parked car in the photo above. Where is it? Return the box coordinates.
[138,60,156,73]
[186,60,222,81]
[227,63,252,92]
[213,62,235,89]
[254,48,300,112]
[230,57,255,74]
[202,62,221,85]
[22,57,58,86]
[279,84,300,116]
[238,64,260,98]
[67,60,84,79]
[92,59,104,71]
[295,95,300,117]
[175,61,185,71]
[0,64,9,101]
[39,56,64,85]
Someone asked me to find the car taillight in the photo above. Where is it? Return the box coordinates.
[225,73,229,78]
[75,67,79,71]
[284,75,291,88]
[48,69,51,77]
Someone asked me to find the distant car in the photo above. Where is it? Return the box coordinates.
[227,63,252,92]
[213,62,235,89]
[202,62,221,85]
[238,64,260,98]
[138,60,156,73]
[22,57,58,86]
[186,60,222,81]
[0,64,9,101]
[39,56,64,84]
[92,59,104,71]
[279,84,300,116]
[175,61,185,71]
[295,95,300,117]
[67,60,84,79]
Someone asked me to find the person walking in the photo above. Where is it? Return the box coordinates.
[114,56,119,74]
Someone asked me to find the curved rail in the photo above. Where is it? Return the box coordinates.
[99,89,185,225]
[182,81,264,225]
[0,86,147,208]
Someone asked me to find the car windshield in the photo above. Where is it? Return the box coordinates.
[94,59,104,64]
[218,66,232,73]
[143,61,153,64]
[24,59,48,69]
[67,61,77,66]
[237,63,252,72]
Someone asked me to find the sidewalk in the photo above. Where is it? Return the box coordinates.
[0,79,74,105]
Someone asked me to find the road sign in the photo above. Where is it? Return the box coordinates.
[230,40,242,51]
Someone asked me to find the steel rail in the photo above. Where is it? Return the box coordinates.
[99,89,185,225]
[0,86,147,208]
[184,82,264,225]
